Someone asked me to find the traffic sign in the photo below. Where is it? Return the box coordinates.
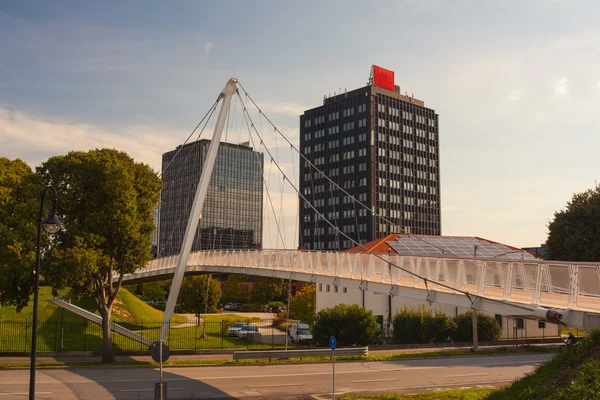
[329,336,336,350]
[151,341,170,363]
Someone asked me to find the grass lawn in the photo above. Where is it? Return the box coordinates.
[339,388,496,400]
[0,286,186,352]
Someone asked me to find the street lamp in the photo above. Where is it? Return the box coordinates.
[29,186,63,400]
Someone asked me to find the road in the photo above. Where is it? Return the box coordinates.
[0,353,552,399]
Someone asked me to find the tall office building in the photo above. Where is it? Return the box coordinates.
[158,140,264,257]
[299,65,440,251]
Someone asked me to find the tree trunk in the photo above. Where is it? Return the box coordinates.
[100,308,115,364]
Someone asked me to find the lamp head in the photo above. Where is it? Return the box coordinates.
[42,213,63,234]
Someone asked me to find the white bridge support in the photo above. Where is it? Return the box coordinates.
[159,78,238,343]
[121,250,600,330]
[48,298,153,347]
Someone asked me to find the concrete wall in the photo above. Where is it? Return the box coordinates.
[316,284,560,340]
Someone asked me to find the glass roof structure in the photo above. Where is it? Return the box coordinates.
[387,236,536,261]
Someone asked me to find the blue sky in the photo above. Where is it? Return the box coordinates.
[2,1,600,249]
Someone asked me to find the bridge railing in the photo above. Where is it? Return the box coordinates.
[133,250,600,311]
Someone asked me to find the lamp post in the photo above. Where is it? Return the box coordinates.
[29,186,63,400]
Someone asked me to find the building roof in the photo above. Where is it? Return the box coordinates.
[346,235,535,261]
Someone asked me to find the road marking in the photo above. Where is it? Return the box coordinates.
[351,378,396,383]
[120,388,184,392]
[444,373,488,378]
[0,357,548,385]
[251,383,304,388]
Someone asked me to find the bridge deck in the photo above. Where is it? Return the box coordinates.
[121,250,600,329]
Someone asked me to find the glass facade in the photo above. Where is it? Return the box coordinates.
[299,84,441,251]
[158,140,263,257]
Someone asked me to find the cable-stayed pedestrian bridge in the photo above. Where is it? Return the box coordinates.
[120,249,600,330]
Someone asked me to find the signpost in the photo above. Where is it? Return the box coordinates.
[330,336,336,400]
[151,341,170,399]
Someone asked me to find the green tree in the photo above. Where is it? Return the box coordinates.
[0,158,39,311]
[313,303,380,346]
[37,149,161,363]
[177,275,222,317]
[452,310,501,342]
[547,185,600,261]
[392,306,453,344]
[289,283,315,325]
[251,276,284,304]
[221,274,250,303]
[137,282,165,301]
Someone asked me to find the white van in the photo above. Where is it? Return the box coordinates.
[288,321,313,344]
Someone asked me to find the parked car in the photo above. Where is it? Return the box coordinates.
[288,321,313,344]
[226,322,248,336]
[237,324,259,339]
[233,303,244,310]
[224,303,235,310]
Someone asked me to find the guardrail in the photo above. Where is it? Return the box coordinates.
[233,346,368,362]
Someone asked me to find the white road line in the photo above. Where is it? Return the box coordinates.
[120,388,184,392]
[251,383,304,388]
[0,358,547,385]
[351,378,396,383]
[444,373,488,378]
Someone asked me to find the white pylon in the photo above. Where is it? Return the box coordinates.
[159,78,238,343]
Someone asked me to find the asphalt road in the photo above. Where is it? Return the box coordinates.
[0,353,552,399]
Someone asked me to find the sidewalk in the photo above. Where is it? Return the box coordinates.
[0,342,561,364]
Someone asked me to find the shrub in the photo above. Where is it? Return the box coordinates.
[392,306,453,344]
[313,304,380,346]
[452,310,502,342]
[240,302,263,312]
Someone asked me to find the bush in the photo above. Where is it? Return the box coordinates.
[313,304,380,346]
[392,306,453,344]
[240,302,263,312]
[452,310,501,342]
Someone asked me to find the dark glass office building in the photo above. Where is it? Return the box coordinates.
[299,66,441,250]
[158,140,263,257]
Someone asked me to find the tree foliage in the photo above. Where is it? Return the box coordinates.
[0,158,39,311]
[221,274,250,303]
[313,303,380,346]
[392,306,453,344]
[136,282,166,301]
[289,283,315,325]
[251,276,284,304]
[37,149,161,363]
[452,310,502,342]
[177,275,222,316]
[547,185,600,261]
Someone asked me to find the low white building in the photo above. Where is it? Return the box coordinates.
[315,234,561,340]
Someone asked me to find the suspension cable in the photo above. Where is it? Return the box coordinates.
[234,92,532,308]
[237,82,455,257]
[238,95,287,249]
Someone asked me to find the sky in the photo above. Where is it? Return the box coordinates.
[2,0,600,249]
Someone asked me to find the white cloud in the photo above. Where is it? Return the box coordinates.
[508,89,523,102]
[0,106,181,172]
[204,41,213,56]
[552,77,569,99]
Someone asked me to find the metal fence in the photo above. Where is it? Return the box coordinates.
[0,318,300,353]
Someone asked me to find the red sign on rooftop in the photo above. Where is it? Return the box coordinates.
[372,65,395,91]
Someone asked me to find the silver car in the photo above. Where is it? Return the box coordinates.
[226,322,248,336]
[237,325,259,339]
